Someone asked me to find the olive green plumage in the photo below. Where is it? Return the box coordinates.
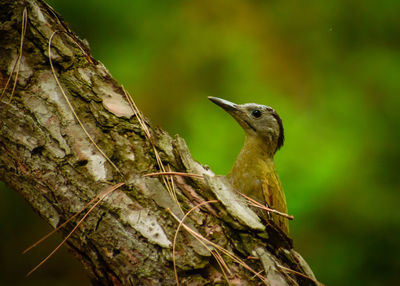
[209,97,289,235]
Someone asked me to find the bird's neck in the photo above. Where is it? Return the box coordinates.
[228,135,277,200]
[237,135,275,164]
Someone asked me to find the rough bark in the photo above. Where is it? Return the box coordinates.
[0,0,318,285]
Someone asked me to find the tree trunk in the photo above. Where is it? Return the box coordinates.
[0,0,318,285]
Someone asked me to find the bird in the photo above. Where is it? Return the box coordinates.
[208,96,289,235]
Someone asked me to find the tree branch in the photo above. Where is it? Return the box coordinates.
[0,0,318,285]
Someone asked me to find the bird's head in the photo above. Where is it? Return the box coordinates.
[208,96,284,153]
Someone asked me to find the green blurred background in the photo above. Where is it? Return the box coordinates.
[1,0,399,285]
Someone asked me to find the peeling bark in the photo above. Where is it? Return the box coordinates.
[0,1,318,285]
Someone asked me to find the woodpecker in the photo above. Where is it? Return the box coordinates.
[208,96,289,235]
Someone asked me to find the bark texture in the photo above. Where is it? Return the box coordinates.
[0,0,318,285]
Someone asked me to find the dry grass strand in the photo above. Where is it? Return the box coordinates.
[170,200,218,286]
[143,171,204,179]
[277,264,325,286]
[1,8,27,102]
[169,200,267,285]
[236,190,294,220]
[122,87,184,215]
[26,183,124,276]
[23,182,125,254]
[48,31,122,176]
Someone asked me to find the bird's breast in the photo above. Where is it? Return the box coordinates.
[228,156,273,203]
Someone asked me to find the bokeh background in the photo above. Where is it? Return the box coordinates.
[1,0,399,285]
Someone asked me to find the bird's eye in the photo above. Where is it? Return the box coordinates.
[251,110,262,118]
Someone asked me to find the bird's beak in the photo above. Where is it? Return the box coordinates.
[208,97,239,113]
[209,96,257,133]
